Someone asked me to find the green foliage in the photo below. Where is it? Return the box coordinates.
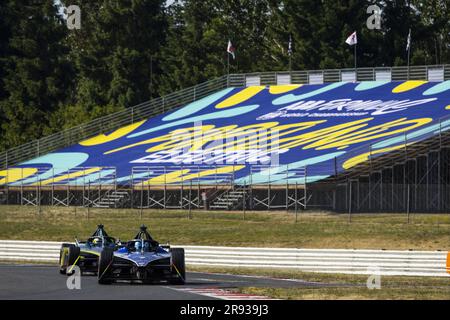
[0,0,73,149]
[67,0,167,107]
[46,103,124,134]
[1,0,450,152]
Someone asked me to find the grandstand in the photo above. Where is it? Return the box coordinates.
[1,64,450,213]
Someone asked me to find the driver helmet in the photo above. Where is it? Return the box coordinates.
[143,241,150,252]
[135,241,142,251]
[92,238,102,247]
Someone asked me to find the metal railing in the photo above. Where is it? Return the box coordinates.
[1,64,450,169]
[0,240,448,277]
[0,76,229,169]
[332,111,450,181]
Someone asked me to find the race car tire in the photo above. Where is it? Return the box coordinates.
[98,248,114,285]
[59,243,72,274]
[170,248,186,285]
[66,245,80,276]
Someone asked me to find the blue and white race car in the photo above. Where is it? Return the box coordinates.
[97,225,185,285]
[59,224,117,275]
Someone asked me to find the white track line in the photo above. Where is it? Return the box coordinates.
[173,287,276,300]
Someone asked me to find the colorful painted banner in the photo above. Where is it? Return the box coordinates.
[3,80,450,186]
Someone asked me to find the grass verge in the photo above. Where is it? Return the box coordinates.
[189,266,450,300]
[0,205,449,250]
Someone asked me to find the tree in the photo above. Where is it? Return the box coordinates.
[159,0,220,94]
[0,0,73,150]
[67,0,167,108]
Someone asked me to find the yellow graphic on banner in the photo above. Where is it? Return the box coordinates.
[277,118,373,151]
[0,168,38,185]
[269,85,302,95]
[35,167,102,186]
[105,125,220,154]
[146,124,244,152]
[80,120,146,146]
[149,121,314,153]
[302,118,431,150]
[215,86,265,109]
[206,121,326,152]
[141,165,244,186]
[104,117,432,158]
[342,145,406,169]
[392,81,427,93]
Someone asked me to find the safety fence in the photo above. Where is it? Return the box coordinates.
[0,165,309,210]
[4,165,450,213]
[1,64,449,170]
[0,240,448,277]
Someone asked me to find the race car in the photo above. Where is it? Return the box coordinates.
[97,225,185,285]
[59,224,117,275]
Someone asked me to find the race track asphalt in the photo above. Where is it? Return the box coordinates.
[0,264,338,300]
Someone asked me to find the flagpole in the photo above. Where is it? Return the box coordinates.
[407,47,411,80]
[289,54,292,73]
[288,34,294,83]
[227,49,230,87]
[227,52,230,76]
[407,29,411,80]
[346,31,358,79]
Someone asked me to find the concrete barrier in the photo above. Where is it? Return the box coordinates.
[0,240,448,277]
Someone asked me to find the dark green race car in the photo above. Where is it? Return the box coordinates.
[59,224,118,275]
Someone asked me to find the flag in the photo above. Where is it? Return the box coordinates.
[288,34,293,56]
[406,29,412,52]
[345,31,357,46]
[227,40,236,60]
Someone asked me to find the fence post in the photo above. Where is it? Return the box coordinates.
[51,168,54,207]
[140,180,144,220]
[348,180,352,223]
[268,168,271,211]
[20,168,23,206]
[5,168,8,206]
[82,175,85,208]
[180,166,184,210]
[164,167,167,209]
[285,165,289,212]
[295,182,298,223]
[407,184,410,224]
[197,172,201,209]
[189,180,192,220]
[38,180,42,215]
[304,166,308,210]
[87,181,90,220]
[242,181,246,220]
[74,174,77,215]
[130,170,134,209]
[67,175,70,207]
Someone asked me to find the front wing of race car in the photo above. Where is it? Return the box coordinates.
[98,248,186,284]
